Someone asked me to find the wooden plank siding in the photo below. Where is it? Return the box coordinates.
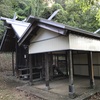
[29,29,69,54]
[73,52,100,77]
[69,34,100,51]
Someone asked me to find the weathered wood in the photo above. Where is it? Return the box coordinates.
[15,43,19,78]
[45,52,50,90]
[68,50,76,98]
[88,51,95,88]
[12,52,15,76]
[41,53,45,79]
[49,52,53,79]
[25,45,28,68]
[72,51,75,75]
[38,23,66,35]
[66,51,68,76]
[29,54,33,85]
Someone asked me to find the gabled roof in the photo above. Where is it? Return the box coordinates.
[18,16,100,46]
[0,17,30,52]
[0,17,30,38]
[0,29,16,52]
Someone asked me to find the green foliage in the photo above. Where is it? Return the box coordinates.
[41,0,100,32]
[51,0,100,32]
[30,0,46,17]
[0,0,14,18]
[0,21,5,42]
[41,3,63,18]
[0,0,100,40]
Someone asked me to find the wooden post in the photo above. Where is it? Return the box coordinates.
[29,54,33,85]
[68,50,76,98]
[66,51,68,76]
[12,52,15,76]
[50,52,53,79]
[72,52,74,76]
[88,51,95,89]
[45,52,50,90]
[15,43,19,78]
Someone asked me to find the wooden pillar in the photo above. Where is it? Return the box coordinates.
[29,54,33,85]
[45,52,50,90]
[88,51,95,89]
[66,51,68,76]
[15,43,19,78]
[12,52,15,76]
[68,50,76,98]
[50,52,53,79]
[72,52,75,75]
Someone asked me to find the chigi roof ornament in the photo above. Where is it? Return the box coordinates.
[13,12,18,20]
[93,28,100,34]
[48,9,60,20]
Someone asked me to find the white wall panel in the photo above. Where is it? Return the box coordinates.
[69,34,100,51]
[29,29,69,54]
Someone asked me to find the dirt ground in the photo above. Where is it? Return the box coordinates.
[0,72,43,100]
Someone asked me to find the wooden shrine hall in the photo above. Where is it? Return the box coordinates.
[0,17,30,77]
[1,16,100,98]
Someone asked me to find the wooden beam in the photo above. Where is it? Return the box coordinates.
[29,54,33,85]
[68,50,76,98]
[88,51,95,88]
[45,53,50,90]
[38,23,67,35]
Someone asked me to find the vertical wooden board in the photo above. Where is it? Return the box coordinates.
[93,65,99,76]
[73,55,80,64]
[79,54,88,64]
[81,65,88,76]
[73,54,87,64]
[73,53,88,76]
[93,53,99,64]
[74,65,88,76]
[74,65,81,75]
[97,53,100,64]
[29,54,33,83]
[99,66,100,77]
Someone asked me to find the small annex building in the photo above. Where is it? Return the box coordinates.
[1,15,100,98]
[0,17,30,77]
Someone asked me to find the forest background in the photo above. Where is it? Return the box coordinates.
[0,0,100,41]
